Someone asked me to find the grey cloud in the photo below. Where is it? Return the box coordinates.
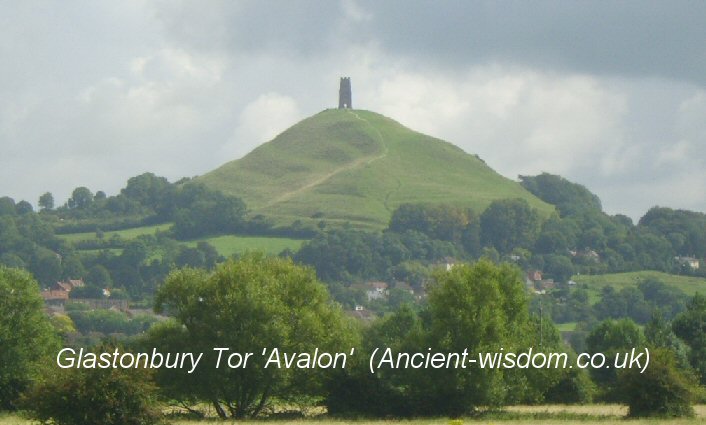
[156,1,706,86]
[355,1,706,86]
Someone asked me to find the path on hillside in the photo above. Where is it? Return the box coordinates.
[262,111,389,209]
[348,111,402,212]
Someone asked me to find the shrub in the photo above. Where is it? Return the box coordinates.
[22,354,161,425]
[618,348,698,418]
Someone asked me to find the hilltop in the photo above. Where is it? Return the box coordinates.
[199,109,553,228]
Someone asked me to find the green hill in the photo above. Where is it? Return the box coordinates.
[199,109,554,228]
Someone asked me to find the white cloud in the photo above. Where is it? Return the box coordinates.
[221,93,302,159]
[371,67,629,178]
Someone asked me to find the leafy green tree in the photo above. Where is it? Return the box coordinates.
[149,254,357,418]
[672,293,706,384]
[644,311,691,369]
[421,261,531,413]
[68,187,93,209]
[86,265,112,287]
[0,197,16,216]
[38,192,54,211]
[543,254,574,283]
[23,351,162,425]
[0,266,59,409]
[519,173,602,216]
[29,248,62,287]
[60,255,85,280]
[480,198,541,254]
[618,348,698,418]
[586,318,646,398]
[15,201,33,215]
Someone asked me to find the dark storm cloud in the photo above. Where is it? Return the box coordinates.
[160,1,706,86]
[357,1,706,86]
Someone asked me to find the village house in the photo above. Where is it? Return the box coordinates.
[365,281,389,301]
[41,278,85,304]
[674,256,700,270]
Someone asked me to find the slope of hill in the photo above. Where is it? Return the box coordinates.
[199,109,554,228]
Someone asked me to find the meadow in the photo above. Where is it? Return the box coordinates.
[55,223,172,243]
[573,270,706,301]
[2,405,705,425]
[56,223,306,257]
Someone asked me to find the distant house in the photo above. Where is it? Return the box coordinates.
[527,270,542,282]
[365,281,389,301]
[526,270,542,289]
[41,289,69,303]
[443,257,457,271]
[570,249,600,262]
[41,278,85,304]
[675,256,700,270]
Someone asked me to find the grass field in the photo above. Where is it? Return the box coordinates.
[199,109,554,229]
[555,322,577,332]
[56,223,171,243]
[186,235,306,257]
[573,270,706,301]
[2,405,705,424]
[57,222,306,258]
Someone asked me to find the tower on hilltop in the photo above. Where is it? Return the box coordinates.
[338,77,352,109]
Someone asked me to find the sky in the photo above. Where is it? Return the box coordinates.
[2,0,706,221]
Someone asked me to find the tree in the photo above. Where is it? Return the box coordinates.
[480,198,541,254]
[328,260,580,416]
[672,293,706,384]
[15,201,33,215]
[149,254,357,418]
[0,197,16,216]
[23,350,161,425]
[29,248,62,287]
[86,265,112,288]
[68,187,93,209]
[585,318,645,398]
[519,173,602,216]
[618,348,698,418]
[38,192,54,211]
[420,260,532,413]
[0,266,59,409]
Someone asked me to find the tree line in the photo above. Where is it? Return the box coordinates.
[2,257,704,423]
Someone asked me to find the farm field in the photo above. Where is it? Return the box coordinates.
[186,235,307,257]
[56,223,172,243]
[573,270,706,301]
[56,222,307,258]
[2,405,705,424]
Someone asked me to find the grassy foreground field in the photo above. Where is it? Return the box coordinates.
[3,405,705,425]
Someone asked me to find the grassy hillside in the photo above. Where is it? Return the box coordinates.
[574,271,706,301]
[199,109,554,228]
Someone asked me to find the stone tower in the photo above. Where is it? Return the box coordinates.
[338,77,352,109]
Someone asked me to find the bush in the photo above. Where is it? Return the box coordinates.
[618,348,698,418]
[0,267,58,409]
[22,354,162,425]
